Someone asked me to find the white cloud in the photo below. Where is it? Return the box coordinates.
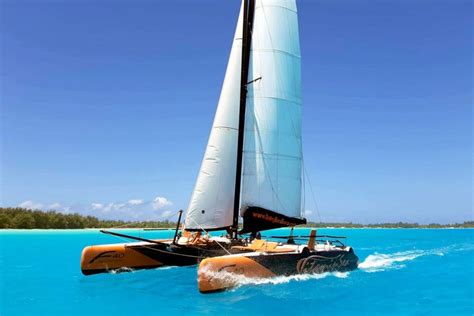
[19,200,43,210]
[113,203,126,210]
[160,210,173,218]
[85,196,174,221]
[48,202,62,210]
[62,206,72,213]
[152,196,173,210]
[128,199,144,206]
[14,195,175,221]
[95,203,121,213]
[91,203,104,210]
[46,202,72,213]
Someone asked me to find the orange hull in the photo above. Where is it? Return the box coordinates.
[80,242,167,275]
[198,255,276,293]
[197,234,359,293]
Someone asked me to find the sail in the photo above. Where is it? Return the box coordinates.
[240,0,305,232]
[184,2,244,231]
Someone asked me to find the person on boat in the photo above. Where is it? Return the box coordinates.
[190,231,202,244]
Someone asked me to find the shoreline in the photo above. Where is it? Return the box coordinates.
[0,227,472,232]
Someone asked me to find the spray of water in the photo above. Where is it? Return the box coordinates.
[201,244,464,288]
[110,267,135,274]
[200,267,349,290]
[358,248,445,273]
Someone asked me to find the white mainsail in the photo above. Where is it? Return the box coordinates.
[241,0,303,219]
[184,2,244,230]
[186,0,303,231]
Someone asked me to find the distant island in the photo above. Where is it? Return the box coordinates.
[0,207,472,229]
[0,207,175,229]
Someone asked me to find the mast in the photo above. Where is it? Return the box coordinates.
[232,0,255,237]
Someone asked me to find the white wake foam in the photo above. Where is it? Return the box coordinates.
[236,271,349,286]
[156,266,179,271]
[201,269,349,290]
[358,248,444,273]
[110,267,135,274]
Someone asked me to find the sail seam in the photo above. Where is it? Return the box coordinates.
[212,126,239,131]
[254,4,297,14]
[252,48,300,59]
[243,152,301,159]
[248,95,302,104]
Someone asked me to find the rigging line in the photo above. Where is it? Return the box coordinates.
[106,230,236,260]
[303,162,322,223]
[109,234,205,259]
[302,157,306,217]
[185,216,231,255]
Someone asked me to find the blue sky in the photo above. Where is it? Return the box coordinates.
[1,0,472,223]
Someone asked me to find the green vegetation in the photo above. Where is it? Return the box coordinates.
[0,207,175,229]
[0,207,472,229]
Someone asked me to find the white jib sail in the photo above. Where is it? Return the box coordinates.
[241,0,303,219]
[184,2,244,230]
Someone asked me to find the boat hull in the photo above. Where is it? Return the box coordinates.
[81,242,166,275]
[80,239,245,275]
[198,248,359,293]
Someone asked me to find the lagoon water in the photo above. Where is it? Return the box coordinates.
[0,228,472,315]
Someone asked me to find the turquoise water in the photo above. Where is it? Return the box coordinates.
[0,228,473,315]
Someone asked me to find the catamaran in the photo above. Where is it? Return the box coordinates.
[81,0,359,288]
[194,0,358,293]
